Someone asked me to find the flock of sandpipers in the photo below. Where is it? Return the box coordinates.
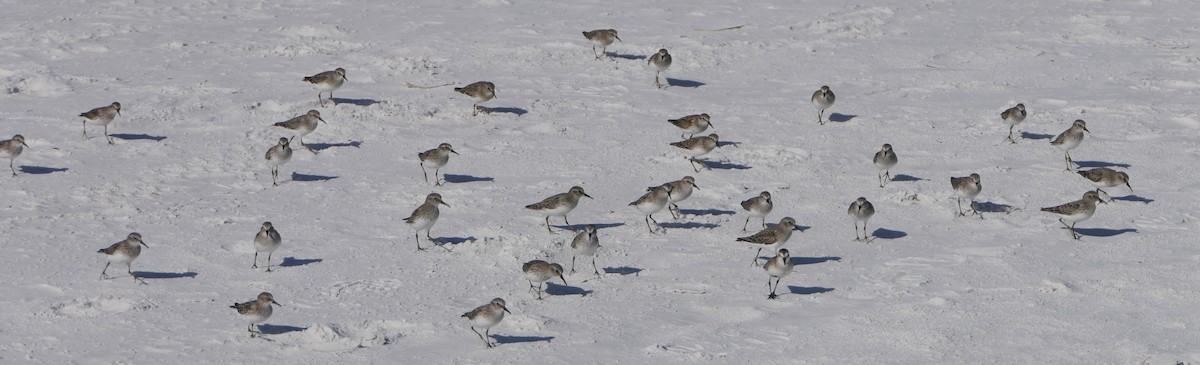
[0,27,1137,349]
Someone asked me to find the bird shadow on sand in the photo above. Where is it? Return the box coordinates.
[871,228,907,239]
[330,97,383,107]
[492,334,555,344]
[1074,227,1137,237]
[1020,131,1054,140]
[890,174,922,182]
[258,324,307,335]
[132,271,198,279]
[110,133,167,142]
[787,286,835,295]
[479,106,528,116]
[553,222,626,231]
[659,222,720,230]
[828,113,857,123]
[444,174,494,183]
[701,160,751,170]
[279,257,323,267]
[677,208,736,216]
[309,141,362,151]
[791,256,841,265]
[291,172,338,182]
[973,201,1015,213]
[19,165,68,174]
[607,52,646,60]
[545,282,592,297]
[1073,160,1132,169]
[603,266,642,276]
[1112,195,1153,204]
[433,236,478,246]
[666,78,705,88]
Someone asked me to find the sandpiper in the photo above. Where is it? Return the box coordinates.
[79,102,121,144]
[0,135,29,176]
[454,81,496,116]
[812,86,835,125]
[740,191,773,231]
[303,67,347,107]
[630,185,672,234]
[525,186,593,233]
[265,137,293,187]
[848,197,875,242]
[253,222,282,272]
[873,144,898,188]
[667,113,713,139]
[404,193,450,251]
[272,110,326,152]
[1050,119,1089,170]
[737,217,801,266]
[462,298,511,348]
[582,29,621,59]
[522,260,567,300]
[1040,191,1105,240]
[670,133,719,172]
[764,249,794,299]
[230,292,282,337]
[570,225,600,276]
[656,176,698,219]
[419,143,459,186]
[1001,103,1027,143]
[1077,167,1131,201]
[98,232,148,282]
[951,173,982,217]
[648,49,672,88]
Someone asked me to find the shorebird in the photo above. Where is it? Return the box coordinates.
[740,191,773,231]
[252,222,282,272]
[737,217,801,266]
[848,197,875,242]
[525,186,593,233]
[951,173,982,217]
[1041,191,1105,240]
[656,176,698,219]
[648,49,672,88]
[570,225,600,276]
[522,260,567,300]
[265,137,293,187]
[582,29,621,59]
[79,102,121,144]
[630,185,672,234]
[303,67,347,107]
[0,135,29,176]
[667,113,713,139]
[271,110,326,152]
[764,249,795,299]
[97,232,148,283]
[1077,167,1131,201]
[454,81,496,116]
[230,292,282,337]
[1050,119,1089,170]
[418,143,459,186]
[670,133,719,172]
[812,86,835,125]
[462,298,511,348]
[1001,103,1027,143]
[404,193,450,251]
[873,144,898,188]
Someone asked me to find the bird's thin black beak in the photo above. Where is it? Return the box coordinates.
[451,149,460,155]
[141,242,149,248]
[583,193,594,199]
[615,35,622,42]
[319,117,327,124]
[441,201,451,207]
[693,184,700,190]
[272,300,282,306]
[21,141,29,148]
[559,275,568,285]
[1125,183,1133,191]
[502,306,512,314]
[1083,127,1090,133]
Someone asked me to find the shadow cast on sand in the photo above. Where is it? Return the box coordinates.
[1075,228,1137,237]
[1073,160,1132,169]
[544,282,592,297]
[19,165,68,174]
[291,172,338,182]
[279,257,323,267]
[603,266,642,275]
[659,222,720,230]
[607,52,646,60]
[701,160,751,170]
[666,78,705,88]
[1020,132,1054,140]
[444,174,494,183]
[828,113,857,122]
[492,334,555,344]
[309,141,362,151]
[257,324,307,335]
[677,208,736,216]
[890,174,922,182]
[973,201,1015,213]
[872,228,907,239]
[787,286,835,295]
[1112,195,1153,204]
[330,97,383,107]
[433,236,477,245]
[132,271,198,279]
[480,106,528,116]
[110,133,167,142]
[791,256,841,265]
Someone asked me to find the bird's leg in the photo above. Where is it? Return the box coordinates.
[435,168,442,186]
[252,252,259,268]
[544,216,553,233]
[818,109,825,125]
[1007,126,1017,144]
[655,71,663,89]
[105,125,113,145]
[562,216,571,228]
[878,171,885,188]
[318,92,325,108]
[742,216,751,232]
[761,217,767,229]
[485,328,494,348]
[82,121,88,140]
[592,46,599,59]
[570,256,577,274]
[527,280,537,293]
[271,167,279,186]
[592,256,600,276]
[854,222,862,241]
[266,252,273,272]
[645,215,654,234]
[688,158,701,172]
[752,248,763,266]
[536,283,544,300]
[956,197,965,217]
[472,104,478,116]
[970,201,982,217]
[100,262,111,280]
[471,327,490,348]
[1071,222,1081,240]
[669,203,680,219]
[415,232,425,251]
[421,163,429,184]
[649,214,661,233]
[1096,188,1111,201]
[330,91,337,105]
[10,159,16,177]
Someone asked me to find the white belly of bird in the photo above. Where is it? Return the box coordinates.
[1056,134,1083,151]
[86,116,116,126]
[316,79,344,92]
[424,154,449,169]
[813,97,833,110]
[635,198,668,214]
[106,250,138,264]
[538,203,577,217]
[255,238,280,253]
[667,186,692,203]
[683,145,713,157]
[1055,209,1094,224]
[242,306,272,324]
[747,205,771,218]
[0,149,19,159]
[267,153,291,168]
[471,312,503,329]
[471,93,494,103]
[875,159,896,170]
[590,38,613,47]
[850,211,872,223]
[766,263,793,278]
[525,270,553,283]
[956,186,981,200]
[407,214,438,231]
[574,242,598,257]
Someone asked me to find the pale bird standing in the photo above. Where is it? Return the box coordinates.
[655,176,698,219]
[570,225,600,276]
[303,67,347,107]
[522,260,567,300]
[252,222,282,272]
[1050,119,1089,170]
[525,186,593,233]
[582,29,621,59]
[271,110,326,153]
[811,86,835,125]
[630,185,672,234]
[462,298,511,348]
[229,292,282,337]
[265,137,293,187]
[951,173,982,217]
[418,143,459,186]
[403,193,450,251]
[1040,191,1105,240]
[740,191,773,231]
[79,102,121,144]
[737,217,801,266]
[848,197,875,242]
[1000,103,1027,143]
[873,144,898,188]
[1077,167,1132,201]
[764,249,795,299]
[648,49,672,88]
[670,133,719,172]
[454,81,496,116]
[667,113,713,139]
[97,232,148,282]
[0,134,29,177]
